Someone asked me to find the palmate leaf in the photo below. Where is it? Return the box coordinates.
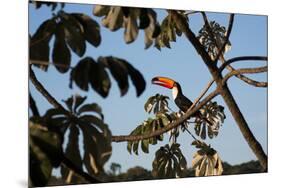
[59,11,86,57]
[191,140,223,176]
[93,5,161,46]
[79,119,112,176]
[52,22,71,73]
[30,1,64,11]
[144,94,170,114]
[70,56,146,98]
[29,122,63,187]
[31,95,110,182]
[194,101,225,139]
[30,18,56,71]
[61,125,83,184]
[198,20,231,60]
[152,143,187,178]
[127,113,172,155]
[71,13,101,47]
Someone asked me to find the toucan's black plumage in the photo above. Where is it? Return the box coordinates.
[173,82,193,112]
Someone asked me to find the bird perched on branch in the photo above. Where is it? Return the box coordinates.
[151,76,211,125]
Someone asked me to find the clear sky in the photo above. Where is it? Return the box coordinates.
[29,2,267,174]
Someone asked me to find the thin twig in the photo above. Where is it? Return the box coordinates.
[187,79,215,111]
[214,14,234,63]
[182,126,198,141]
[29,93,40,116]
[218,56,268,72]
[30,60,74,69]
[222,66,268,85]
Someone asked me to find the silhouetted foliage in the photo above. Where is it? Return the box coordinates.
[29,1,267,187]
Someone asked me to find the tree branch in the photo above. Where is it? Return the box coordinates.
[201,14,267,88]
[222,66,267,85]
[29,93,40,116]
[187,79,214,111]
[30,60,74,69]
[29,66,69,113]
[214,14,234,63]
[218,56,268,72]
[175,11,267,170]
[111,89,219,142]
[61,155,101,183]
[170,11,216,72]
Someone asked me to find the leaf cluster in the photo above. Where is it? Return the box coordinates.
[152,143,187,178]
[195,101,226,139]
[70,56,145,98]
[29,122,63,187]
[93,5,161,48]
[29,95,111,185]
[198,20,231,60]
[191,140,223,176]
[30,1,65,11]
[30,10,101,72]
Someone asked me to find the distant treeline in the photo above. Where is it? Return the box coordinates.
[48,160,264,186]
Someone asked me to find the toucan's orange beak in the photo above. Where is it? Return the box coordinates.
[151,76,175,89]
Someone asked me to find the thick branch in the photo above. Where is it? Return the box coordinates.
[219,86,268,171]
[170,11,216,72]
[179,12,267,170]
[112,89,219,142]
[222,66,268,85]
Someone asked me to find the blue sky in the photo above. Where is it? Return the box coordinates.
[29,3,267,174]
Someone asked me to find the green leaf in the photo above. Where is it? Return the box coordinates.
[59,11,86,57]
[144,94,170,114]
[116,58,146,97]
[101,6,124,31]
[141,139,149,153]
[70,57,92,91]
[80,122,112,175]
[61,125,82,182]
[52,22,71,73]
[78,103,104,119]
[63,96,74,112]
[72,13,101,47]
[30,123,63,167]
[152,143,187,178]
[124,9,139,44]
[30,18,56,71]
[29,144,52,187]
[89,60,111,98]
[93,5,111,17]
[73,95,87,113]
[144,9,159,49]
[132,141,139,155]
[98,56,129,96]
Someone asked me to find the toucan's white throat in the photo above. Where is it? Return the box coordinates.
[172,87,178,100]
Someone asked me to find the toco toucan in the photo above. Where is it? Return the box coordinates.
[151,76,211,125]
